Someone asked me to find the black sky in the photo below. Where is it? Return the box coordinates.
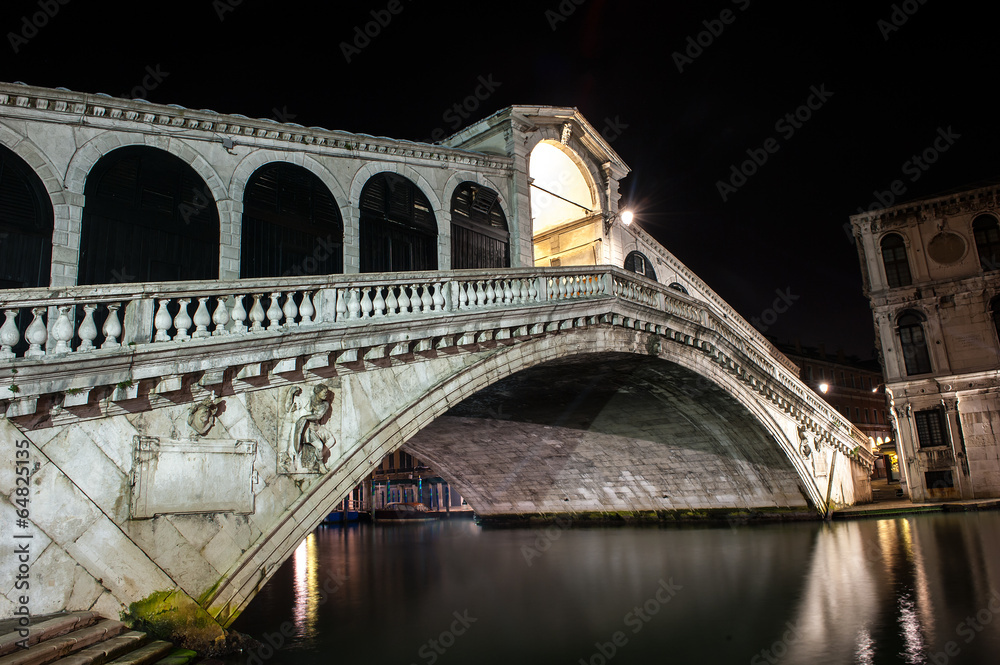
[2,0,996,359]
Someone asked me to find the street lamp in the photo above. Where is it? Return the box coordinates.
[819,383,829,394]
[603,209,634,235]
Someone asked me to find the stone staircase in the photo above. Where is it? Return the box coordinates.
[0,612,206,665]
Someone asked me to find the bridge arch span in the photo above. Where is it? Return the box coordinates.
[207,324,827,625]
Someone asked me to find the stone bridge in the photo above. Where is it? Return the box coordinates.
[0,81,872,643]
[1,266,874,632]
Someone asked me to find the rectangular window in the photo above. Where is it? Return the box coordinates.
[925,470,954,489]
[864,377,871,390]
[388,453,395,470]
[915,408,947,448]
[806,366,813,381]
[854,407,861,421]
[840,371,847,387]
[851,374,857,389]
[820,368,826,379]
[864,409,870,424]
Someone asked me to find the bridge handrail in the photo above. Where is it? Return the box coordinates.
[0,266,873,462]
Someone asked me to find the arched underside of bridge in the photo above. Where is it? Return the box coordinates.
[403,353,811,517]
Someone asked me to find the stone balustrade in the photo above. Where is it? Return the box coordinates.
[0,265,873,465]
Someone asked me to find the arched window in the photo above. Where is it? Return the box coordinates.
[668,282,688,295]
[0,145,52,289]
[359,173,437,273]
[240,163,343,278]
[79,147,219,284]
[880,233,912,288]
[973,215,1000,272]
[624,251,656,281]
[897,310,932,375]
[450,182,509,269]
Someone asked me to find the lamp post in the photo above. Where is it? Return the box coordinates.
[603,209,633,236]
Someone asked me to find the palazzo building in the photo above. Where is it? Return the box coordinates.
[850,182,1000,500]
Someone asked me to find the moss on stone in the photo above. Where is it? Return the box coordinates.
[121,589,228,656]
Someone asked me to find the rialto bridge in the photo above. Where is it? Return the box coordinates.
[0,82,873,642]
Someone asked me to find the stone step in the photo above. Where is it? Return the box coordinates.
[57,632,149,665]
[0,614,104,658]
[149,649,199,665]
[102,642,175,665]
[0,620,127,665]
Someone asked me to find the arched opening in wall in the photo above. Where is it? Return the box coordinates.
[624,250,657,281]
[1,145,53,357]
[879,233,912,288]
[240,163,343,278]
[79,146,219,284]
[528,140,600,267]
[359,173,437,273]
[0,145,52,289]
[896,310,932,375]
[450,182,509,269]
[668,282,688,295]
[973,215,1000,272]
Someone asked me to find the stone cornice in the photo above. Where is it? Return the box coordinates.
[0,82,513,172]
[850,182,1000,229]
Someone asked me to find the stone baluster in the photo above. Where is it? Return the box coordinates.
[212,297,230,335]
[48,305,74,354]
[249,294,266,332]
[485,281,496,306]
[300,291,315,324]
[398,285,411,314]
[529,277,539,302]
[458,282,470,310]
[266,293,283,330]
[510,279,522,304]
[373,287,386,318]
[192,298,212,338]
[103,304,122,348]
[474,281,486,307]
[231,295,247,334]
[335,289,349,322]
[77,304,98,351]
[0,310,18,359]
[360,288,374,319]
[347,288,361,320]
[385,287,398,316]
[558,276,568,300]
[282,292,299,327]
[24,307,47,358]
[420,283,433,313]
[174,299,193,341]
[154,299,173,342]
[432,282,445,311]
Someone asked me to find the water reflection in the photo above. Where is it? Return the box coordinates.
[229,513,1000,665]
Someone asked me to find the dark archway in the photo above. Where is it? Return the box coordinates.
[450,182,509,269]
[0,144,52,289]
[79,146,219,284]
[240,163,343,278]
[359,173,437,273]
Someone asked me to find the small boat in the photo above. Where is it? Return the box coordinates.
[373,502,438,522]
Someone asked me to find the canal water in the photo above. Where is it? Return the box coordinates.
[225,512,1000,665]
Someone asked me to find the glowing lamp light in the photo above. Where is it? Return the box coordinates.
[621,210,634,226]
[819,383,829,394]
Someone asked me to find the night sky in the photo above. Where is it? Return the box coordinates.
[2,0,997,359]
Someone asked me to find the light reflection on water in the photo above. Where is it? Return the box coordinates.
[227,512,1000,665]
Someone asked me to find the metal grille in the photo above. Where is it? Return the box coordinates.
[450,182,509,269]
[359,174,437,273]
